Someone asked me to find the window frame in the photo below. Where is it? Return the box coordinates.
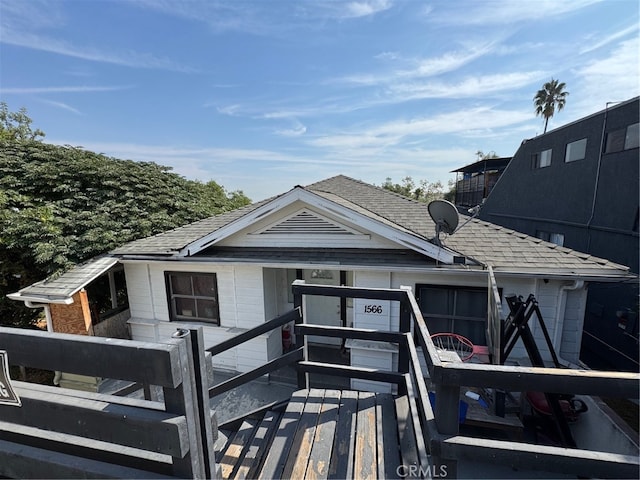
[605,123,639,153]
[165,271,220,325]
[532,148,552,169]
[536,230,565,247]
[624,122,639,150]
[565,138,587,163]
[415,284,492,345]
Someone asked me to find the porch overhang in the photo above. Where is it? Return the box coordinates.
[7,256,119,307]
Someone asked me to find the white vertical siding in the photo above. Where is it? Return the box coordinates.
[124,264,155,319]
[559,288,587,363]
[234,265,265,329]
[262,268,278,321]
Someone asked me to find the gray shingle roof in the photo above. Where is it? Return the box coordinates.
[111,175,631,277]
[9,255,118,302]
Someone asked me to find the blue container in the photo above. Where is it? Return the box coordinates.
[428,392,468,423]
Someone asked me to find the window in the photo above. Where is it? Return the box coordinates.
[625,122,639,150]
[416,284,488,345]
[565,138,587,162]
[606,123,639,153]
[166,272,220,324]
[532,149,552,168]
[86,268,129,324]
[536,230,565,246]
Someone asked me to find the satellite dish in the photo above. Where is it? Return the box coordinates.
[428,200,459,245]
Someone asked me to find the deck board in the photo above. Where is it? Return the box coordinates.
[233,389,406,480]
[233,411,281,480]
[257,390,307,480]
[305,390,341,480]
[283,388,324,479]
[328,390,358,480]
[219,419,258,479]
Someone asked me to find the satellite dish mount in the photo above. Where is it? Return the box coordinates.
[428,200,459,246]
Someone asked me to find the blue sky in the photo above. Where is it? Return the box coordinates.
[1,0,638,201]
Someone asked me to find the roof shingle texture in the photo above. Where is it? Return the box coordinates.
[112,175,630,275]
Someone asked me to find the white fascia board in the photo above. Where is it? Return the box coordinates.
[6,292,74,305]
[179,187,456,263]
[300,190,456,264]
[178,188,308,256]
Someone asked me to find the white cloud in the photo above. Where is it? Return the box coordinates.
[428,0,603,26]
[579,23,639,54]
[309,106,532,151]
[1,85,133,94]
[0,30,197,72]
[275,120,307,137]
[342,0,393,19]
[39,99,82,115]
[573,37,640,116]
[388,71,547,100]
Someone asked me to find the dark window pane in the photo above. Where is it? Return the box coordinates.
[419,288,453,315]
[194,275,216,297]
[455,319,486,345]
[175,298,196,317]
[456,290,486,318]
[605,128,625,153]
[425,317,452,336]
[171,275,192,295]
[625,123,639,149]
[197,299,217,319]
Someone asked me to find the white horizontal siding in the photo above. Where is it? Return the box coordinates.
[124,261,270,372]
[353,271,391,331]
[350,348,393,393]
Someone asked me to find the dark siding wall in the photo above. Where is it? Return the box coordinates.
[481,98,639,272]
[479,98,639,371]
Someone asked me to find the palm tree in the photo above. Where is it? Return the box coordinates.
[534,78,568,133]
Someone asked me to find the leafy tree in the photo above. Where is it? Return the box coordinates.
[0,140,250,327]
[381,176,446,204]
[0,102,45,141]
[534,78,568,133]
[475,150,499,160]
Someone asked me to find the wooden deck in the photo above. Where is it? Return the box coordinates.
[216,388,415,479]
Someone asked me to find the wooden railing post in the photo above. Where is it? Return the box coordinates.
[398,288,413,396]
[188,327,218,479]
[434,383,460,478]
[164,329,207,479]
[292,280,307,389]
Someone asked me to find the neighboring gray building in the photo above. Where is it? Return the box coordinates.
[479,97,639,371]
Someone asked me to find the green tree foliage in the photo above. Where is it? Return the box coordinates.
[534,78,568,133]
[0,140,250,327]
[0,102,45,142]
[381,176,449,204]
[475,150,499,160]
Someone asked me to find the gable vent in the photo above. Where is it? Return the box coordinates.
[260,211,355,235]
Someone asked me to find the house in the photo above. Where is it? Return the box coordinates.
[451,156,511,209]
[9,175,634,394]
[478,97,639,371]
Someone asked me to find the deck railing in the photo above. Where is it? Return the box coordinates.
[0,326,216,479]
[292,282,638,478]
[205,281,638,478]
